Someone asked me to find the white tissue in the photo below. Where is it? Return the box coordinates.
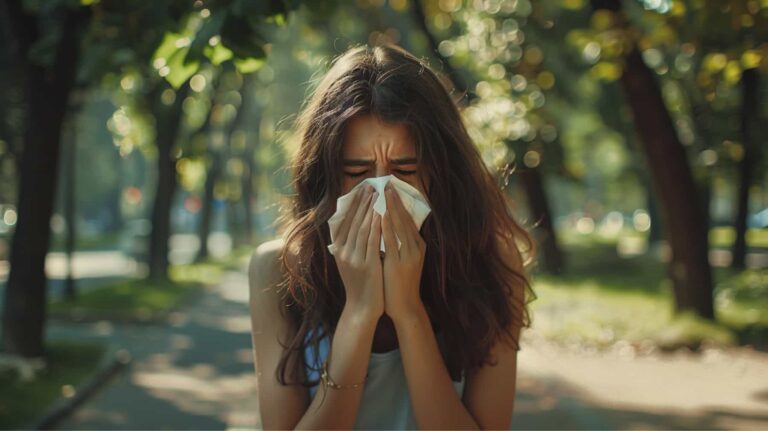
[327,175,431,255]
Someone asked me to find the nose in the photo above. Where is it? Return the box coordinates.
[374,164,389,178]
[373,162,392,177]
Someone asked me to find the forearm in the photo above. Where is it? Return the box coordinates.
[394,305,480,430]
[294,307,378,430]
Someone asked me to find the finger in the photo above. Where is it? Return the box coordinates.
[336,186,368,246]
[367,208,382,262]
[342,186,374,254]
[390,183,420,236]
[385,186,411,251]
[381,207,400,259]
[355,191,377,259]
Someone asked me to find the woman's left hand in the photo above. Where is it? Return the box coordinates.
[381,181,427,323]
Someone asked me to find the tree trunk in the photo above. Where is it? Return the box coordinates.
[731,68,759,269]
[1,1,86,357]
[108,144,124,233]
[596,6,714,318]
[643,171,664,243]
[196,151,220,262]
[147,80,190,281]
[238,83,260,247]
[242,138,256,247]
[517,165,564,274]
[227,198,240,250]
[222,76,251,250]
[697,170,712,245]
[63,101,80,301]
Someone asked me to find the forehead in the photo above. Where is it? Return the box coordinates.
[342,114,415,155]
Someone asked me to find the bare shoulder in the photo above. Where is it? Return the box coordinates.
[248,236,308,429]
[248,237,288,335]
[250,238,285,278]
[249,238,286,296]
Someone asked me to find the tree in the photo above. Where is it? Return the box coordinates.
[588,0,714,318]
[0,0,89,357]
[413,0,568,273]
[732,67,759,268]
[1,0,305,357]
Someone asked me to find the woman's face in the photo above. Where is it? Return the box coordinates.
[340,113,430,197]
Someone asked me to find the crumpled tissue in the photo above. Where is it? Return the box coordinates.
[327,174,431,255]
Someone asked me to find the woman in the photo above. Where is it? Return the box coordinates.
[249,43,537,430]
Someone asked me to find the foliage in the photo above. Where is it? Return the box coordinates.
[530,239,765,351]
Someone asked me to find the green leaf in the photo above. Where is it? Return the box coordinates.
[204,43,234,66]
[186,11,226,66]
[233,57,265,74]
[153,32,199,89]
[271,13,286,26]
[166,46,199,88]
[153,31,184,65]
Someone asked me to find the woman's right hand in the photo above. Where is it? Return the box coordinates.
[329,185,384,320]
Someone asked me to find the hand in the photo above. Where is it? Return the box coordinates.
[381,181,427,323]
[328,185,385,320]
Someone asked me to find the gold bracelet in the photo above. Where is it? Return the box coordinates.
[321,359,366,390]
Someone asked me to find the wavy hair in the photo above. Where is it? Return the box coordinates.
[272,43,537,388]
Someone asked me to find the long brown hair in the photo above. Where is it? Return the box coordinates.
[273,43,537,387]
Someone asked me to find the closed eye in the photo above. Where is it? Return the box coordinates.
[345,170,416,177]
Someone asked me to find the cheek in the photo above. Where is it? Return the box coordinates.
[341,177,358,195]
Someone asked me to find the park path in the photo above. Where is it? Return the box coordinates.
[514,334,768,429]
[47,257,768,430]
[50,258,260,430]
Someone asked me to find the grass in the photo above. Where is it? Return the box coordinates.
[48,246,253,322]
[0,339,106,429]
[527,234,768,352]
[48,277,201,322]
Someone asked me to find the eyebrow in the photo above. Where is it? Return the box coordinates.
[342,157,418,167]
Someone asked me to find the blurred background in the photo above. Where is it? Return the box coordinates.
[0,0,767,429]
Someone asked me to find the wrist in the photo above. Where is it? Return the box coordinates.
[390,300,428,327]
[341,303,382,327]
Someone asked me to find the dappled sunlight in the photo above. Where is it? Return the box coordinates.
[45,261,258,430]
[514,333,768,429]
[2,0,767,429]
[122,267,259,428]
[195,314,253,334]
[63,409,129,427]
[132,367,258,428]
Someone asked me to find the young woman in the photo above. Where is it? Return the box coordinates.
[249,43,536,430]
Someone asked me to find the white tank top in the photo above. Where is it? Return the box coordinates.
[304,328,466,429]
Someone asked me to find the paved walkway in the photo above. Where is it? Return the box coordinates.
[513,336,768,429]
[51,265,259,430]
[47,259,768,430]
